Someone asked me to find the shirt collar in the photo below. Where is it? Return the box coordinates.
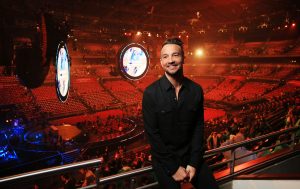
[160,74,190,91]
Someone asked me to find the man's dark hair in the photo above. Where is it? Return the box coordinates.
[162,38,184,57]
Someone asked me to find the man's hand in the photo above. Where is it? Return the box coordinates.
[186,165,196,182]
[172,166,188,181]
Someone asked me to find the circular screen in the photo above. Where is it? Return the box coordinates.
[119,43,149,80]
[55,42,70,102]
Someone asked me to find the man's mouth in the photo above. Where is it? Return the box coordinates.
[167,64,178,67]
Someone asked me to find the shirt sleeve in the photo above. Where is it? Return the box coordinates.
[189,88,204,169]
[142,89,180,175]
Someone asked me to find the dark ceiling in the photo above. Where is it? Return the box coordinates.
[1,0,299,40]
[50,0,299,27]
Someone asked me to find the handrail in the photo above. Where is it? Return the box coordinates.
[204,127,297,156]
[0,159,101,184]
[0,126,299,188]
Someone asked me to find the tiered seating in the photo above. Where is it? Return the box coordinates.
[291,70,300,79]
[191,76,221,93]
[71,65,91,78]
[231,81,277,101]
[205,79,241,101]
[104,80,135,91]
[95,65,114,77]
[31,86,56,100]
[210,64,230,75]
[200,40,295,57]
[238,42,265,56]
[205,42,237,56]
[37,98,87,118]
[103,79,142,105]
[204,108,226,121]
[72,77,116,110]
[0,76,40,119]
[264,84,297,99]
[249,65,275,78]
[229,64,252,76]
[31,86,87,118]
[114,90,143,105]
[78,42,117,58]
[286,45,300,56]
[17,102,40,120]
[265,40,292,55]
[0,76,32,105]
[184,64,211,76]
[272,66,295,79]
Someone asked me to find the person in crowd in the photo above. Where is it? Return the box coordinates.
[142,37,219,189]
[60,173,76,189]
[285,106,296,128]
[272,134,290,153]
[79,168,96,187]
[118,159,133,173]
[207,131,221,150]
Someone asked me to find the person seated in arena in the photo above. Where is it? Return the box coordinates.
[79,168,96,187]
[60,173,76,189]
[207,131,221,150]
[271,134,290,154]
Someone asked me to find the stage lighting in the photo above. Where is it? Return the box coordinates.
[195,48,204,57]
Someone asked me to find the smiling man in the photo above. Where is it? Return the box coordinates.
[142,38,219,188]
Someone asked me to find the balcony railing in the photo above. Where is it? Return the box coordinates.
[0,126,299,188]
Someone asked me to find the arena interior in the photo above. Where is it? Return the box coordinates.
[0,0,300,188]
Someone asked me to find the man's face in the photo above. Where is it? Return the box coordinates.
[160,44,184,76]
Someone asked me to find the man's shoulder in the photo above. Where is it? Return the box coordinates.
[144,77,161,93]
[185,77,203,92]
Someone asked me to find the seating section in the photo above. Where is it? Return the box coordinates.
[249,65,275,78]
[231,82,277,101]
[205,79,241,101]
[204,108,226,121]
[103,79,142,105]
[201,40,295,56]
[0,76,32,105]
[72,77,116,110]
[265,40,292,55]
[184,64,212,76]
[31,86,87,118]
[264,84,297,99]
[0,61,299,120]
[272,66,295,79]
[191,76,221,93]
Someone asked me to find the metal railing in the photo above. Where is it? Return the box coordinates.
[0,126,299,188]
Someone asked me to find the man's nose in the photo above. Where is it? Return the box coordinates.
[167,56,175,64]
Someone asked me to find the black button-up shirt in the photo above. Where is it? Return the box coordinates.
[142,74,204,175]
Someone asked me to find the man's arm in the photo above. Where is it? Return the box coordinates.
[142,89,180,176]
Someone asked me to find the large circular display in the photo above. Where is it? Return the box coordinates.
[119,43,149,80]
[55,42,70,102]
